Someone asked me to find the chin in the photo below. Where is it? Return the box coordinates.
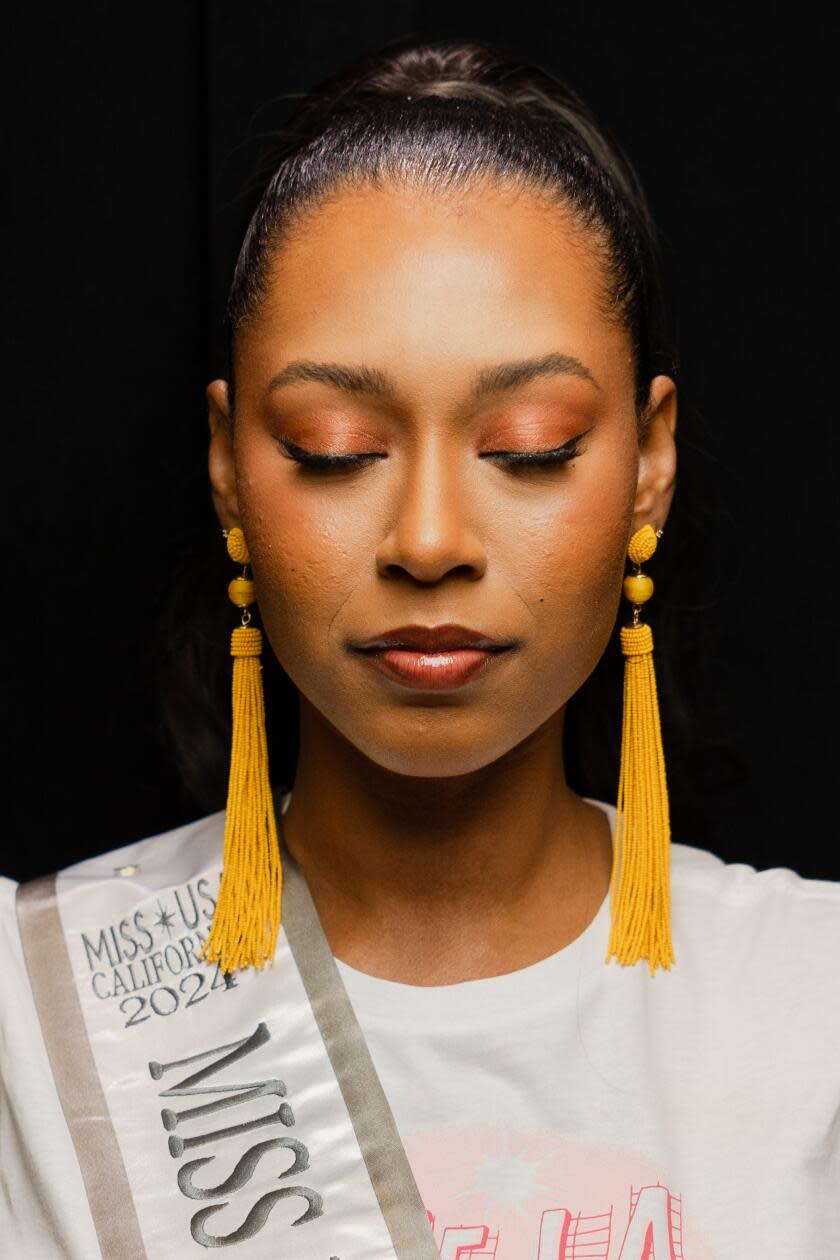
[352,730,521,776]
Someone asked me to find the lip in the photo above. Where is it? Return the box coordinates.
[351,623,513,652]
[355,646,511,690]
[349,624,517,691]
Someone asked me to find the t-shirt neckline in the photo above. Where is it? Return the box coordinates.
[277,793,616,1024]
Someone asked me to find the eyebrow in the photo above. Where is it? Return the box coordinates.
[265,351,600,401]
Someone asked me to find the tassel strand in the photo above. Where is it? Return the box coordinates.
[605,527,675,977]
[200,530,283,974]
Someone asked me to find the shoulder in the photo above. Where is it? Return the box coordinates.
[670,838,840,920]
[6,808,228,888]
[0,810,232,1258]
[0,807,229,1077]
[0,807,228,942]
[590,797,840,960]
[669,839,840,993]
[0,873,22,952]
[57,807,228,889]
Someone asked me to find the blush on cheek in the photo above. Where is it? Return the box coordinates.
[540,470,632,652]
[567,443,636,556]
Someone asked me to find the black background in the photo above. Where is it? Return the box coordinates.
[5,2,836,881]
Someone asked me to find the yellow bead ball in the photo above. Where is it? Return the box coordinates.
[228,576,255,608]
[226,527,250,565]
[623,574,654,605]
[627,524,658,566]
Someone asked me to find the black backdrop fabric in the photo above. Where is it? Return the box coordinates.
[5,2,836,882]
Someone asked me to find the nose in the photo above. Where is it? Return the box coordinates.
[374,435,487,584]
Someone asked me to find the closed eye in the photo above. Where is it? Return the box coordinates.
[275,428,592,472]
[274,438,384,471]
[480,429,592,468]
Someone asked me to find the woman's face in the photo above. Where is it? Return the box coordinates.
[208,179,676,777]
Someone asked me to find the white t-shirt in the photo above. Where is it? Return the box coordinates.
[1,795,838,1260]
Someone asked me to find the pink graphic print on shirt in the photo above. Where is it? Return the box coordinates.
[403,1127,722,1260]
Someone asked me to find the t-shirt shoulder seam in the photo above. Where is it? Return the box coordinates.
[8,808,228,888]
[670,841,840,905]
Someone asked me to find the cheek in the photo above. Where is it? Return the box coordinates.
[236,458,366,661]
[514,445,636,672]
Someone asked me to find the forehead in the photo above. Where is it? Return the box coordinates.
[238,179,630,401]
[265,178,607,322]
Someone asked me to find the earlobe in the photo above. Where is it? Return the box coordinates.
[207,379,241,530]
[632,375,678,532]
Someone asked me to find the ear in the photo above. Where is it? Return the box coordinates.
[207,379,241,531]
[632,375,677,535]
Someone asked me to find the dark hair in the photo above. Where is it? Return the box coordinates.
[156,37,742,849]
[225,37,672,419]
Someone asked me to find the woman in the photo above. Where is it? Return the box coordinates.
[2,36,838,1260]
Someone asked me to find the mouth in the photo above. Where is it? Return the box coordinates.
[349,624,518,691]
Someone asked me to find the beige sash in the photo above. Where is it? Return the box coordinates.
[16,830,438,1258]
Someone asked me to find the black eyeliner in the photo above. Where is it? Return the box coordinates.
[275,425,592,469]
[480,426,593,464]
[275,437,383,469]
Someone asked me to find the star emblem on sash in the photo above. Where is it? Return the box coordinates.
[153,900,177,939]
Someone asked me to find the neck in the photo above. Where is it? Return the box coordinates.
[278,696,614,984]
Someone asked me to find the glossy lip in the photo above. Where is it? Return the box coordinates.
[354,645,512,690]
[349,624,518,691]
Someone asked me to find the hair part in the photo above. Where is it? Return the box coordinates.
[224,38,674,423]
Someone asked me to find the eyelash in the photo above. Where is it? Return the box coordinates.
[276,430,591,473]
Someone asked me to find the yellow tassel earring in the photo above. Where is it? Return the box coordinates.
[199,526,282,974]
[605,523,675,977]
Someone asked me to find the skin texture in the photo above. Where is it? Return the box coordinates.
[208,178,677,984]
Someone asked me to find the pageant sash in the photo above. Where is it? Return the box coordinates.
[15,804,438,1259]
